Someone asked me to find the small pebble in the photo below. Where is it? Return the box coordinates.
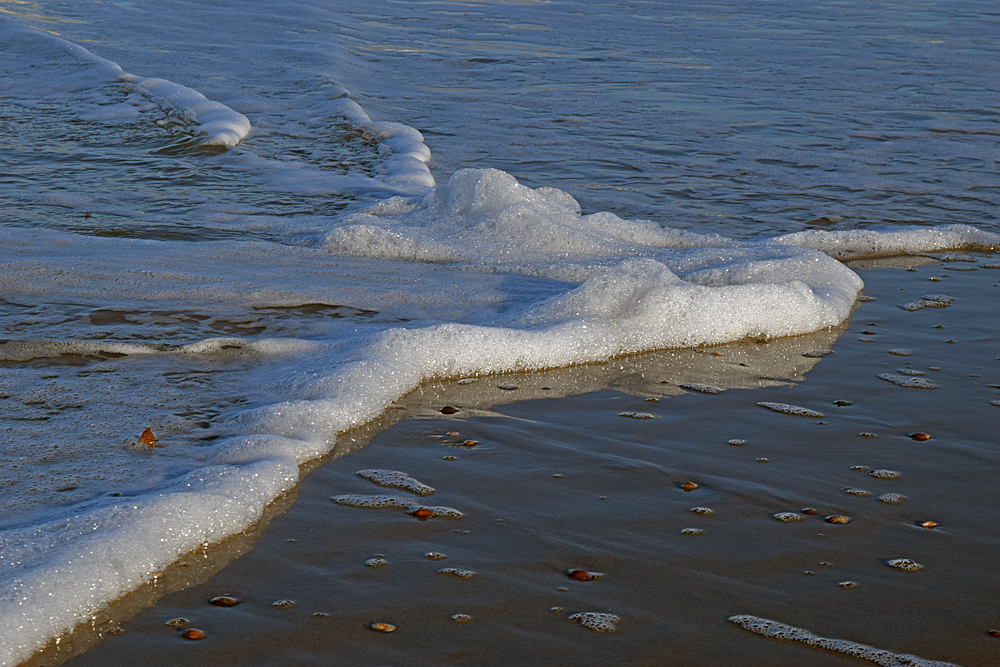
[443,456,457,460]
[566,569,603,581]
[690,507,713,516]
[447,432,460,437]
[801,508,819,515]
[909,432,931,441]
[988,630,1000,637]
[369,622,396,633]
[681,482,699,492]
[920,521,939,529]
[411,508,434,519]
[425,552,447,560]
[460,440,478,446]
[498,382,518,390]
[209,595,239,607]
[825,515,851,524]
[839,582,857,589]
[181,629,206,641]
[819,562,832,567]
[859,432,877,438]
[440,406,458,414]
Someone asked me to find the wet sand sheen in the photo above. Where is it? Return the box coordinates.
[42,256,1000,667]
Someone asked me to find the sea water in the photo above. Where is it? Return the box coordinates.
[0,1,997,664]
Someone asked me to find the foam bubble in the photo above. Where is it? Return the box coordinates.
[901,294,954,312]
[879,374,937,388]
[438,567,476,579]
[330,494,463,518]
[886,558,924,572]
[897,369,926,376]
[802,349,834,357]
[569,612,619,633]
[365,557,388,568]
[758,402,825,418]
[889,349,913,356]
[728,615,957,666]
[690,507,713,516]
[877,493,905,504]
[620,411,656,419]
[773,512,807,522]
[680,528,704,535]
[868,470,900,480]
[680,383,722,394]
[843,488,872,497]
[357,469,435,496]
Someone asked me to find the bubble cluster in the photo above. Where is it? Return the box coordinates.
[728,615,957,666]
[758,402,825,418]
[569,612,619,633]
[887,558,923,572]
[680,383,721,395]
[365,556,389,568]
[438,567,476,579]
[901,294,955,311]
[619,411,655,419]
[773,512,806,522]
[868,469,900,480]
[728,439,746,446]
[331,494,463,518]
[358,469,435,496]
[877,493,905,504]
[680,528,704,535]
[879,373,937,388]
[842,488,872,497]
[690,507,713,516]
[164,618,190,628]
[889,348,913,356]
[897,369,926,376]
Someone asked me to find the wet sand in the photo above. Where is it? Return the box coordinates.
[37,254,1000,667]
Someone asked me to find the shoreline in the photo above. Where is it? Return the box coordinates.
[27,253,1000,667]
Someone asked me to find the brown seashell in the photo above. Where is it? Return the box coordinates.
[210,595,239,607]
[440,406,458,414]
[411,508,434,519]
[369,622,396,633]
[825,515,851,524]
[801,508,819,515]
[461,440,478,446]
[909,432,931,441]
[921,521,939,529]
[710,351,723,356]
[181,628,206,640]
[566,569,602,581]
[681,481,699,492]
[988,630,1000,637]
[140,428,156,447]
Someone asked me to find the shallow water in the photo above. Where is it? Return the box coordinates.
[1,1,998,664]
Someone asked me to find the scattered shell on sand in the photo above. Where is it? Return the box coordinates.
[680,528,703,535]
[619,411,655,419]
[868,469,900,479]
[209,595,239,607]
[181,629,205,640]
[438,567,476,579]
[877,493,905,504]
[140,428,156,447]
[566,569,603,581]
[690,507,713,516]
[680,383,722,394]
[909,432,932,441]
[369,622,396,633]
[833,400,852,406]
[886,558,923,572]
[757,402,824,418]
[825,515,851,524]
[773,512,806,523]
[569,612,619,633]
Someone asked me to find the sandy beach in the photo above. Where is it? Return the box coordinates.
[28,254,1000,667]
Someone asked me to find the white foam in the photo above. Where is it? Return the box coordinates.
[729,615,957,666]
[776,225,1000,260]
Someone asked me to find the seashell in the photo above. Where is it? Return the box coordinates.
[825,515,851,524]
